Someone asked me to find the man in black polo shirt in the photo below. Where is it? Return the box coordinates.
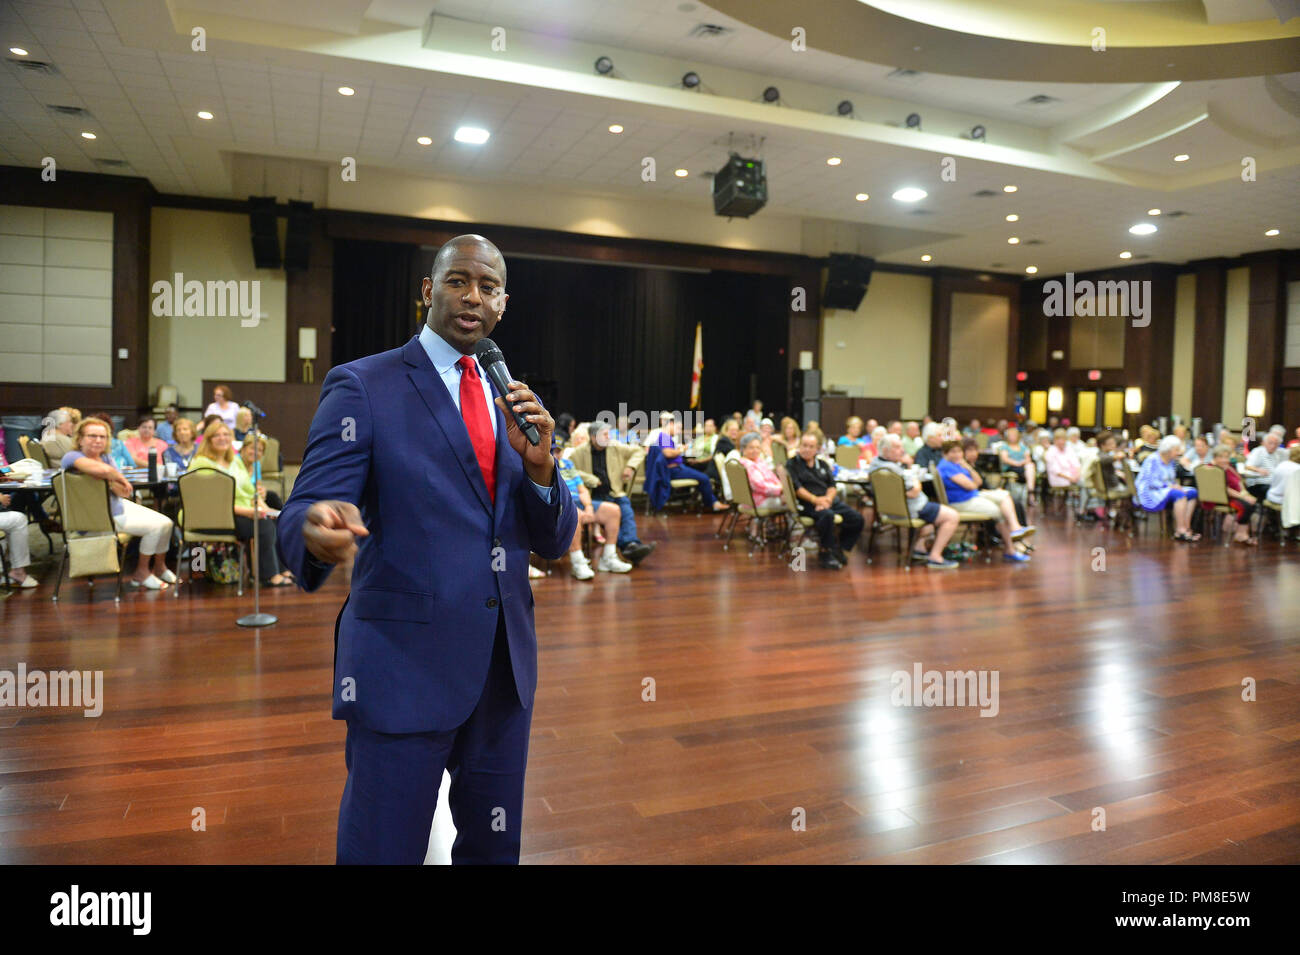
[787,432,864,570]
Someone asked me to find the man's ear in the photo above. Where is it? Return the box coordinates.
[421,276,432,305]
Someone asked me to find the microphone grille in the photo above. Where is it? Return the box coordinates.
[473,337,502,362]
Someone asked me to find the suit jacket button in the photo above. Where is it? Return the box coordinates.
[486,597,499,609]
[493,537,502,549]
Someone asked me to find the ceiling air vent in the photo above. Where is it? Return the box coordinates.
[688,23,733,38]
[990,263,1006,268]
[11,58,57,75]
[1016,94,1061,108]
[48,104,88,117]
[909,209,932,215]
[94,158,128,168]
[1024,239,1044,245]
[972,189,998,197]
[1164,210,1189,217]
[886,68,924,84]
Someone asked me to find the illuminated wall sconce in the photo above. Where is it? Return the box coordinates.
[299,327,317,383]
[1047,387,1064,412]
[1124,387,1143,414]
[1245,388,1266,418]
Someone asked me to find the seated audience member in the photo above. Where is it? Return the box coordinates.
[655,414,728,512]
[238,433,285,511]
[1134,425,1161,464]
[758,417,778,462]
[570,422,655,565]
[1066,427,1088,462]
[738,432,784,509]
[1289,426,1300,449]
[156,405,180,443]
[991,419,1008,438]
[1203,445,1258,545]
[164,418,199,471]
[778,417,802,455]
[1217,430,1245,466]
[914,422,946,472]
[1093,430,1129,519]
[938,440,1034,562]
[886,420,903,437]
[553,413,576,447]
[124,417,169,466]
[743,400,764,433]
[1244,430,1286,499]
[1030,430,1052,481]
[805,423,835,456]
[1266,445,1300,506]
[561,422,589,459]
[205,384,238,430]
[865,426,888,463]
[714,419,740,459]
[41,408,77,461]
[233,406,254,443]
[1045,428,1081,489]
[689,418,720,461]
[189,421,292,586]
[869,433,959,569]
[964,438,1027,525]
[838,415,868,447]
[998,425,1035,502]
[85,413,135,470]
[787,433,864,570]
[962,418,982,438]
[902,421,923,459]
[558,458,633,580]
[0,492,39,588]
[1180,434,1212,476]
[1135,435,1199,541]
[62,418,175,589]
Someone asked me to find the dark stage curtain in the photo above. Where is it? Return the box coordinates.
[331,239,421,365]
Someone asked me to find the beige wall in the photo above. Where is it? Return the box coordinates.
[1171,271,1196,423]
[948,292,1010,407]
[1220,266,1249,427]
[820,270,932,418]
[148,208,286,409]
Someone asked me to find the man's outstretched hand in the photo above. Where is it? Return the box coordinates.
[303,500,369,564]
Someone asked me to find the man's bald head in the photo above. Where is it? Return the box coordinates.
[431,234,506,286]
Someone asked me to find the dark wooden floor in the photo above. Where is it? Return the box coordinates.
[2,505,1299,864]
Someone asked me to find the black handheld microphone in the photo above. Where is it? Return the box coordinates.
[242,400,266,419]
[474,338,540,446]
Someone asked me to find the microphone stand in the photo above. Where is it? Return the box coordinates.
[237,414,277,628]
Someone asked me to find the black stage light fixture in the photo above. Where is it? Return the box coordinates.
[283,200,314,272]
[248,196,281,269]
[594,56,613,75]
[712,153,767,218]
[682,71,701,89]
[762,86,780,103]
[905,112,921,130]
[970,124,986,141]
[837,99,854,116]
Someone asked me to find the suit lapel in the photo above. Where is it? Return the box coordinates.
[402,336,493,516]
[490,373,515,525]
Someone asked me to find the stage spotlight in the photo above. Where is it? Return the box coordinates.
[905,113,921,130]
[594,56,614,75]
[682,71,701,90]
[970,124,986,141]
[837,100,854,116]
[762,86,780,103]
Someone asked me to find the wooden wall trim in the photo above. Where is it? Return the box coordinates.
[1192,260,1228,424]
[1245,251,1287,425]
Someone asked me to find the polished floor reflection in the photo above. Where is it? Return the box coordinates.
[2,508,1298,864]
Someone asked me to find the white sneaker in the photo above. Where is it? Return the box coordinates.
[597,553,633,573]
[569,556,595,580]
[158,569,178,584]
[8,574,38,589]
[528,565,545,579]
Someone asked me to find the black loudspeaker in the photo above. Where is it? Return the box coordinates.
[791,368,821,404]
[283,200,313,272]
[248,196,281,269]
[823,253,875,310]
[801,399,821,428]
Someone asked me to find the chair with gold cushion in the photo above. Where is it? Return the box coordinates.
[50,470,130,603]
[176,467,247,596]
[835,444,860,469]
[866,467,925,569]
[723,458,785,555]
[1193,464,1236,545]
[1087,457,1134,535]
[929,464,994,562]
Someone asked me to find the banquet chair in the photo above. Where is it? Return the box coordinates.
[929,464,994,562]
[50,470,128,603]
[866,467,924,570]
[176,468,247,596]
[1194,465,1236,545]
[723,458,784,555]
[835,445,860,469]
[776,464,839,559]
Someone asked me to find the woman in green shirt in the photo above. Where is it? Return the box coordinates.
[189,421,292,586]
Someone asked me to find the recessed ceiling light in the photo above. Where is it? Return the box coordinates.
[454,126,490,144]
[1003,185,1017,193]
[920,254,932,262]
[196,110,213,120]
[80,131,95,139]
[855,193,869,201]
[10,47,28,56]
[608,124,623,133]
[674,168,689,177]
[892,187,927,202]
[1128,223,1157,235]
[1119,251,1132,259]
[1025,266,1038,274]
[826,157,841,166]
[1173,154,1189,162]
[1265,228,1280,236]
[1005,214,1019,222]
[338,86,355,96]
[416,136,432,146]
[1007,237,1020,244]
[1147,208,1161,216]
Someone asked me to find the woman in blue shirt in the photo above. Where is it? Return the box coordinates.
[938,440,1034,562]
[1135,435,1199,540]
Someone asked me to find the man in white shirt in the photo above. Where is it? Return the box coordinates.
[1245,431,1286,497]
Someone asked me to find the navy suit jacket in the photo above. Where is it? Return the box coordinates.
[277,335,578,734]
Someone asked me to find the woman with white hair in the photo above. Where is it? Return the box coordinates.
[1135,435,1199,540]
[40,408,75,460]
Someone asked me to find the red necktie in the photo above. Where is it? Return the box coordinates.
[457,356,496,501]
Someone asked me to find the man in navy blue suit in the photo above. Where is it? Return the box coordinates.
[277,234,578,864]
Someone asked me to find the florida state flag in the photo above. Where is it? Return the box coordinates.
[690,322,703,409]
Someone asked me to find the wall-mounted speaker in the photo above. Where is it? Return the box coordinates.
[823,253,875,310]
[248,196,281,269]
[283,200,313,272]
[791,368,821,405]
